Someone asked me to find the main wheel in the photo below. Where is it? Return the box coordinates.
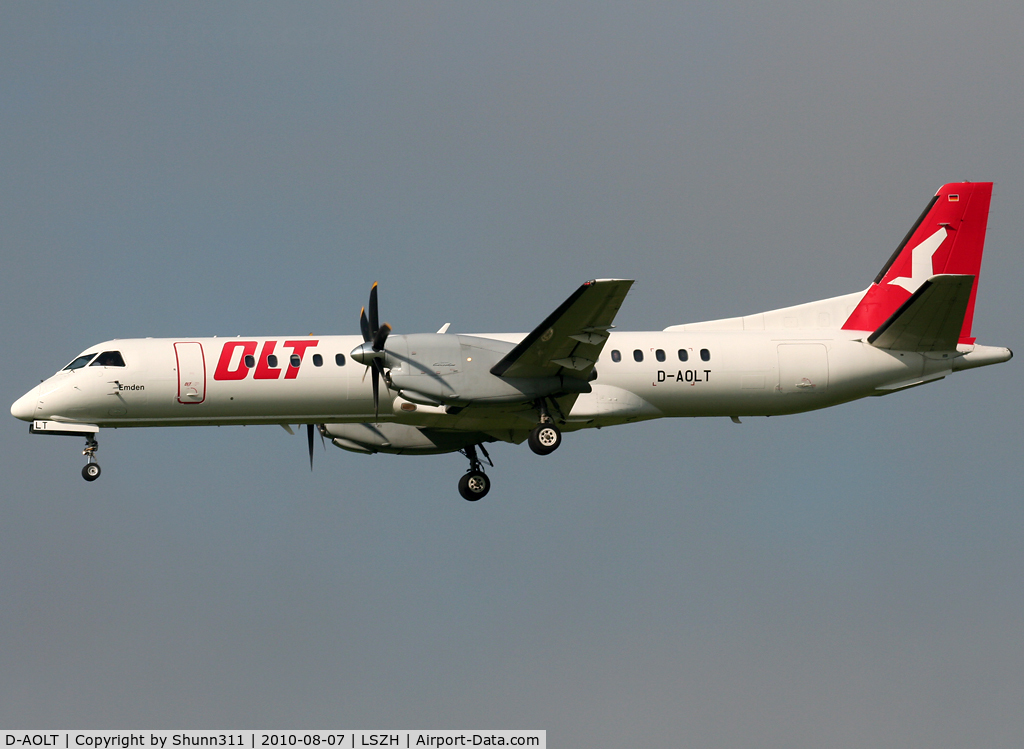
[458,471,490,501]
[528,423,562,455]
[82,463,101,482]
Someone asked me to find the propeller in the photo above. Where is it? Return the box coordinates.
[286,423,324,470]
[302,423,328,470]
[352,282,392,420]
[307,423,315,470]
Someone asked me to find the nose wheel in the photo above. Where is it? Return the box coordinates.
[82,437,101,482]
[458,443,493,501]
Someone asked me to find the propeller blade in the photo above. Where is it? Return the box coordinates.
[359,307,371,343]
[306,423,315,471]
[372,322,391,352]
[358,282,389,421]
[369,282,380,336]
[371,360,380,420]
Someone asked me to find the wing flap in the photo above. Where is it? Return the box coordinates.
[491,279,633,379]
[868,274,974,351]
[550,356,596,371]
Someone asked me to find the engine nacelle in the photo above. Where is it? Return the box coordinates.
[322,421,488,455]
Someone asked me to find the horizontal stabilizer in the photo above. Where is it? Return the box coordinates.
[868,274,974,351]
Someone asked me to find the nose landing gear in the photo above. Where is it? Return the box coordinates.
[28,422,103,482]
[82,437,101,482]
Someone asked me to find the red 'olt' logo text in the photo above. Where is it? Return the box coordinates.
[213,340,319,380]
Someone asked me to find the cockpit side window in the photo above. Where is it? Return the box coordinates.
[63,353,97,370]
[90,351,126,367]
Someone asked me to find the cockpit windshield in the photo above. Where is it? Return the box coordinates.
[63,353,97,371]
[90,351,126,367]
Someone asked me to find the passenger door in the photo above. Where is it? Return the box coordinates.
[174,342,207,404]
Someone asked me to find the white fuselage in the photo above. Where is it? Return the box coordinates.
[12,329,1007,434]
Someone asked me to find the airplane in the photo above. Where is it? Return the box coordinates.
[11,182,1012,500]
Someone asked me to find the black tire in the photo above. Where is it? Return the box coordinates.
[458,471,490,501]
[82,463,101,482]
[528,423,562,455]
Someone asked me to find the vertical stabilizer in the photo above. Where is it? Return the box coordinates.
[842,182,992,344]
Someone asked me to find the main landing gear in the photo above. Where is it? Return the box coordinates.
[458,443,493,501]
[528,423,561,455]
[82,436,101,482]
[528,401,562,456]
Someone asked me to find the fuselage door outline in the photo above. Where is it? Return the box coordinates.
[174,341,207,405]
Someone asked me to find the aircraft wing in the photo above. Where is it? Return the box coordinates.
[490,279,633,380]
[867,274,974,351]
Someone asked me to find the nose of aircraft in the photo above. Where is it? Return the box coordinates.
[11,386,40,421]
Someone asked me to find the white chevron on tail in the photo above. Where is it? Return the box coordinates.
[888,227,947,293]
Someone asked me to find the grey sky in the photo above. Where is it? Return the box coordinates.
[2,3,1022,746]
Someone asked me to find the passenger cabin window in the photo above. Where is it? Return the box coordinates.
[678,349,688,362]
[633,349,644,362]
[244,355,256,368]
[267,354,278,368]
[63,353,97,370]
[90,351,126,367]
[290,354,301,368]
[656,349,666,362]
[700,348,711,362]
[610,350,621,363]
[335,353,346,366]
[313,354,323,367]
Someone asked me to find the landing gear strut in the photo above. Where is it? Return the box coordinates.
[528,401,562,455]
[458,443,493,501]
[82,437,101,482]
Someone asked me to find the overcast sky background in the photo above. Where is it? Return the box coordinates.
[2,3,1022,746]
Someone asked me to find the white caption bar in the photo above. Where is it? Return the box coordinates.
[2,733,545,749]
